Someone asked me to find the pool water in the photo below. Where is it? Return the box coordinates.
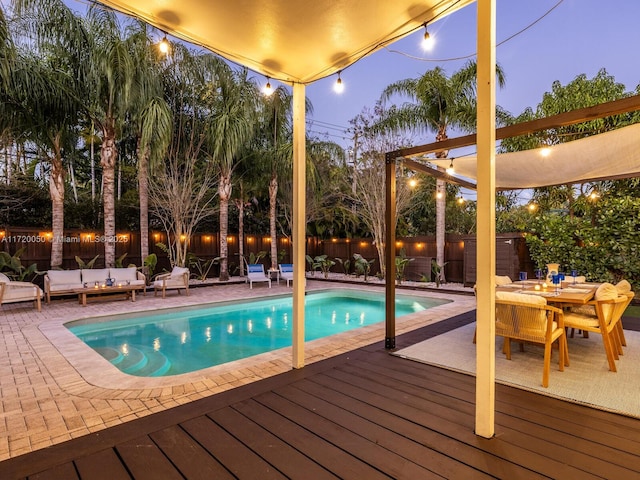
[68,289,449,377]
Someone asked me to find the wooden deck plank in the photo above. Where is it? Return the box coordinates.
[180,415,287,480]
[73,449,131,480]
[292,377,543,480]
[27,461,79,480]
[352,356,640,476]
[272,382,496,479]
[254,390,444,479]
[115,436,183,480]
[232,399,388,480]
[316,367,603,479]
[149,425,235,480]
[208,407,339,480]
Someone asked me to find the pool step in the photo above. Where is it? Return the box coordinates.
[97,345,171,377]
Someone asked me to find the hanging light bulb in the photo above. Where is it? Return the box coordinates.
[158,35,170,54]
[446,158,455,175]
[333,71,344,94]
[421,23,434,51]
[263,77,274,96]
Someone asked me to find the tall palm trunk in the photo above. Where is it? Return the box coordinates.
[435,128,448,283]
[218,173,232,281]
[49,141,65,269]
[101,121,117,267]
[137,141,150,269]
[235,182,246,277]
[269,174,278,269]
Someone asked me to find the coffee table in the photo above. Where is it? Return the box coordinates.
[74,284,146,306]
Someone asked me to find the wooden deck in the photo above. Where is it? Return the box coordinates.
[2,312,640,479]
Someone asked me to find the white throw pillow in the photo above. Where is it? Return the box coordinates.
[170,266,189,279]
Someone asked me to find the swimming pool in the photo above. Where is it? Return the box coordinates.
[68,289,449,377]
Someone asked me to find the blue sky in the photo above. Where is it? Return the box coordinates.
[303,0,640,149]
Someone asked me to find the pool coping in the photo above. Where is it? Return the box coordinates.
[36,286,469,393]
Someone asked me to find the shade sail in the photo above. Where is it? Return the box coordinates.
[427,122,640,189]
[95,0,473,84]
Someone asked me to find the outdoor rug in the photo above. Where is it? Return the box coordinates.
[393,322,640,418]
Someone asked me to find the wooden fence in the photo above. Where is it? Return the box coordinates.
[0,227,531,286]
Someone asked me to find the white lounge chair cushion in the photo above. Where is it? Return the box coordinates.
[170,266,189,279]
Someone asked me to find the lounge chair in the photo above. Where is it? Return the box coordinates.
[0,272,43,311]
[247,264,271,289]
[278,263,294,287]
[153,266,190,298]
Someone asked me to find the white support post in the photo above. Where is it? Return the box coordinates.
[475,0,497,438]
[292,82,306,369]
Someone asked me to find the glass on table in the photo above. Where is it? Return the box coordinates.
[551,274,560,294]
[519,271,528,281]
[571,269,578,284]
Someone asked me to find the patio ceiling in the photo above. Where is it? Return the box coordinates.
[94,0,474,84]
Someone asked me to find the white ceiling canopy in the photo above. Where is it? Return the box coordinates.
[94,0,474,84]
[428,122,640,190]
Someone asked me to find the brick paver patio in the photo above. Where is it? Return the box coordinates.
[0,278,475,460]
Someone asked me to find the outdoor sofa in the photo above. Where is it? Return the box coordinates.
[44,267,146,303]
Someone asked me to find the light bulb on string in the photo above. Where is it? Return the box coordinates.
[158,35,170,54]
[263,77,274,96]
[421,23,434,51]
[333,71,344,94]
[446,158,455,175]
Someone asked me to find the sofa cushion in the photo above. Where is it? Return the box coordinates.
[81,268,111,285]
[0,272,11,283]
[110,267,138,283]
[495,290,547,306]
[47,269,82,285]
[495,275,513,286]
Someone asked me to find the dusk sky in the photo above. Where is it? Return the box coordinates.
[60,0,639,155]
[302,0,640,150]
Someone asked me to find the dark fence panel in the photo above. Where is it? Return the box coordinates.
[1,226,530,286]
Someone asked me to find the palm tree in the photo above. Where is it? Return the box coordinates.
[125,23,171,269]
[208,66,260,281]
[84,6,138,267]
[258,86,292,269]
[8,0,87,268]
[378,60,506,282]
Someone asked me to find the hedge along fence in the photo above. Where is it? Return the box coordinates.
[0,227,481,284]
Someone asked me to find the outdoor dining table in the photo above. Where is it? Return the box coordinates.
[496,281,598,306]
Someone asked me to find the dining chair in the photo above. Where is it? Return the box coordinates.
[495,291,568,388]
[563,282,628,372]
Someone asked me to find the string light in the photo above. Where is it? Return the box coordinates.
[421,22,434,51]
[333,71,344,94]
[540,146,551,157]
[446,158,455,175]
[263,77,274,96]
[158,35,170,54]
